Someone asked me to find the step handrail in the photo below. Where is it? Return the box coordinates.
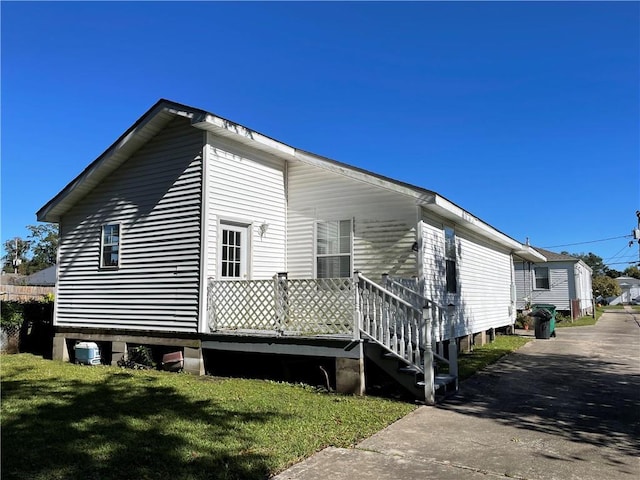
[382,275,448,310]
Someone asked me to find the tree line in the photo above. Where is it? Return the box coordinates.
[2,224,59,275]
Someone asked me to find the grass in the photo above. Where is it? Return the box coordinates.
[455,335,531,381]
[555,316,598,328]
[1,354,414,480]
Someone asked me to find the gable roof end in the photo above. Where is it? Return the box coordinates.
[37,99,541,261]
[37,99,207,222]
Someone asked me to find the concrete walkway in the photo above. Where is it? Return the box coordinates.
[275,308,640,479]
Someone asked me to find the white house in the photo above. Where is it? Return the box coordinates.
[609,276,640,305]
[514,247,593,318]
[37,99,543,401]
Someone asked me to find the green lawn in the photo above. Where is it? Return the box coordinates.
[1,354,414,480]
[450,335,531,381]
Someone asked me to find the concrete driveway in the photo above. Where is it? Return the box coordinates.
[275,308,640,479]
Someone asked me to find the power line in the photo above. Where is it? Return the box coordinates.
[541,234,632,249]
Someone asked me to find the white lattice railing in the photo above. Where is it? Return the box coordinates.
[208,272,457,404]
[208,275,354,336]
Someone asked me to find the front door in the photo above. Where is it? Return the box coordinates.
[219,223,249,280]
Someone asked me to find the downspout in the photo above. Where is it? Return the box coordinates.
[198,134,210,334]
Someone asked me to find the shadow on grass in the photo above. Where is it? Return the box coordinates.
[1,366,286,480]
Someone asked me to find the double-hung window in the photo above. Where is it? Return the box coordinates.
[534,267,550,290]
[101,224,120,268]
[316,220,352,278]
[444,226,457,294]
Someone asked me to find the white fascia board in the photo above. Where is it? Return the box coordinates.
[191,114,295,158]
[514,246,547,263]
[422,194,545,261]
[577,260,593,274]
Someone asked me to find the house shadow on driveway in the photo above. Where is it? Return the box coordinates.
[441,340,640,462]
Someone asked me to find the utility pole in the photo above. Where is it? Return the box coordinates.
[12,237,22,274]
[636,211,640,266]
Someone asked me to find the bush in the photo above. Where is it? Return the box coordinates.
[555,312,571,323]
[0,300,54,355]
[1,302,25,328]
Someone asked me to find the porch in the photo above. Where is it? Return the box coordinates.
[207,272,459,403]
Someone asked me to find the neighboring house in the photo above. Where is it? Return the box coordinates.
[37,99,543,401]
[0,271,55,301]
[609,276,640,305]
[25,265,57,286]
[514,247,593,317]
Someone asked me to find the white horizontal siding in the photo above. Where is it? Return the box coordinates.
[575,263,593,314]
[56,117,204,332]
[420,216,446,305]
[287,161,418,280]
[514,261,532,309]
[422,212,514,337]
[206,134,286,280]
[528,263,571,310]
[456,231,514,336]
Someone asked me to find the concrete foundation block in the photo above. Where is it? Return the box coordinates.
[335,357,365,395]
[459,334,473,353]
[52,334,69,362]
[473,331,487,347]
[184,344,204,375]
[111,341,127,365]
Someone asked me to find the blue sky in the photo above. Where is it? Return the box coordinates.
[2,1,639,270]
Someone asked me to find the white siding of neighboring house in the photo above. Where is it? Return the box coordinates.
[526,262,573,311]
[55,117,204,332]
[574,262,593,314]
[421,213,514,338]
[286,160,418,280]
[205,134,286,280]
[514,260,533,310]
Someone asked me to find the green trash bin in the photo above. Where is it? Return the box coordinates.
[531,304,556,339]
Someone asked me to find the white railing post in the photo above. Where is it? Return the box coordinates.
[207,278,216,331]
[423,306,435,405]
[275,272,288,335]
[447,304,458,385]
[353,271,361,340]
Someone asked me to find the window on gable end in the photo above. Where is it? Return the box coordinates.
[101,224,120,269]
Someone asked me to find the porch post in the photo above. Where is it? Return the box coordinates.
[353,271,361,340]
[423,306,435,405]
[448,304,458,388]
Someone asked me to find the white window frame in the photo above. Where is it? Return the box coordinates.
[314,219,353,279]
[533,266,550,290]
[100,223,121,269]
[444,226,458,294]
[217,220,251,280]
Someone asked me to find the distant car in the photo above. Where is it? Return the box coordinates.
[631,297,640,305]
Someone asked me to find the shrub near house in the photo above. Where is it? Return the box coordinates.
[0,300,54,355]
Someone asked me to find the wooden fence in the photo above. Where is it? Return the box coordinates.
[0,285,54,302]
